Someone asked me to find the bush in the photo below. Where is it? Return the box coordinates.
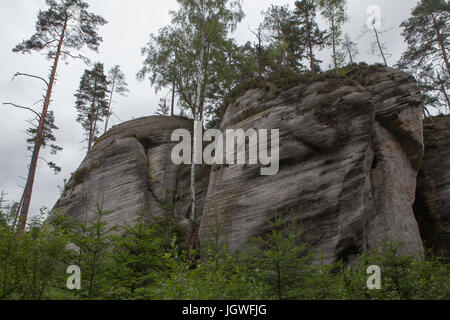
[0,205,448,300]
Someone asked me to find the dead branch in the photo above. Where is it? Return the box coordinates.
[3,102,42,119]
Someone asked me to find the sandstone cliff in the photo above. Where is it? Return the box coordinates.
[414,115,450,257]
[199,65,425,264]
[53,65,450,263]
[54,116,210,233]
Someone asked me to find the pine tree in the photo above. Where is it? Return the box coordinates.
[8,0,107,235]
[68,203,115,299]
[104,65,128,133]
[156,98,170,116]
[107,211,165,299]
[25,111,63,174]
[262,5,304,72]
[398,0,450,112]
[319,0,348,69]
[75,63,110,151]
[294,0,326,73]
[241,215,312,300]
[249,24,266,79]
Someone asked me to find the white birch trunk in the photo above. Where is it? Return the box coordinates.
[191,14,207,221]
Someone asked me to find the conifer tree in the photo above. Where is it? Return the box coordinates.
[155,98,170,116]
[7,0,107,235]
[25,111,63,174]
[75,63,110,151]
[68,203,115,299]
[263,5,304,72]
[398,0,450,111]
[242,215,312,300]
[294,0,326,72]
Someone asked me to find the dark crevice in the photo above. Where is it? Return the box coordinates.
[133,134,153,150]
[371,155,379,169]
[412,171,445,256]
[337,242,361,268]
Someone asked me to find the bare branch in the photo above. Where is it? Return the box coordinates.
[60,51,90,64]
[33,99,45,106]
[12,72,49,87]
[39,156,50,164]
[41,39,60,49]
[3,102,42,119]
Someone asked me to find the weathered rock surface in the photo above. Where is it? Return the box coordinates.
[414,115,450,257]
[53,65,436,264]
[53,116,210,233]
[199,65,425,264]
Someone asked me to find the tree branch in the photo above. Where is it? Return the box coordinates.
[12,73,49,87]
[2,103,42,120]
[60,51,90,63]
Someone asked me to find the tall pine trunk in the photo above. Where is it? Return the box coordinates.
[17,17,68,236]
[308,39,315,73]
[431,13,450,77]
[88,79,98,151]
[441,83,450,112]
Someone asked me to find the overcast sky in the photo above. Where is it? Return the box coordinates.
[0,0,420,218]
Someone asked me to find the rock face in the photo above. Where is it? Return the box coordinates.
[53,116,210,233]
[414,115,450,257]
[53,65,434,264]
[199,65,425,264]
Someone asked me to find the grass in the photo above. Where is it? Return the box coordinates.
[71,162,100,187]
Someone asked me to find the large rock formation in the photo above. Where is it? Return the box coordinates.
[414,115,450,257]
[199,65,425,264]
[53,116,210,233]
[53,64,437,264]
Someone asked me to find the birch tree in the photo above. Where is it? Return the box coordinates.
[104,65,128,133]
[341,33,358,64]
[319,0,348,69]
[182,0,242,220]
[138,27,182,117]
[140,0,244,222]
